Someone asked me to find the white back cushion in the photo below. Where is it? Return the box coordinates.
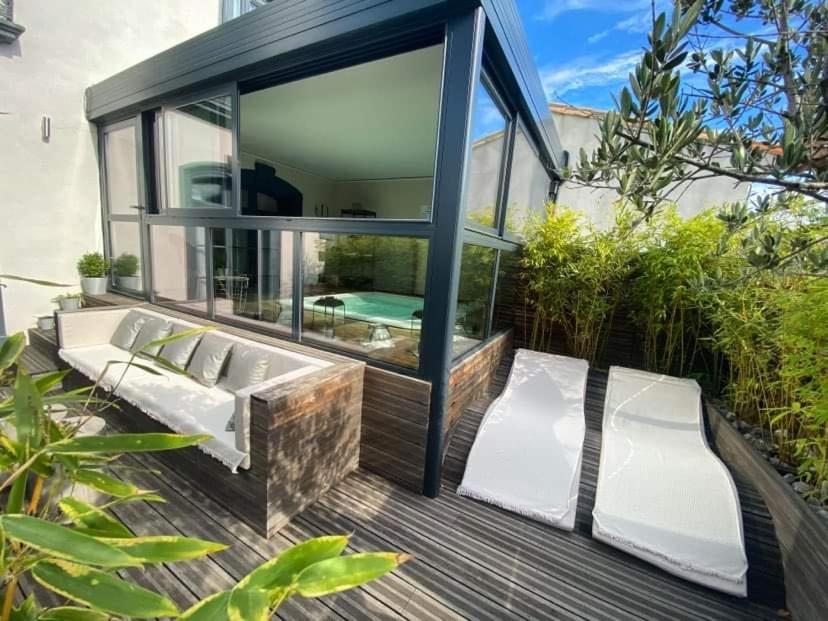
[160,323,204,369]
[110,311,148,350]
[188,334,234,387]
[131,318,172,356]
[224,346,271,391]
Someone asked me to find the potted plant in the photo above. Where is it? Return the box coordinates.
[52,292,82,311]
[36,315,55,330]
[113,252,141,291]
[77,251,110,295]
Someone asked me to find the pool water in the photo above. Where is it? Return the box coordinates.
[304,291,423,329]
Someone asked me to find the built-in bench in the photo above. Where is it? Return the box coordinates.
[57,305,364,537]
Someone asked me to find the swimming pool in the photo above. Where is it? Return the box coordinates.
[304,291,424,329]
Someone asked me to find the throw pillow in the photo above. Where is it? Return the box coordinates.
[187,333,233,387]
[223,346,271,392]
[131,318,172,357]
[110,311,148,350]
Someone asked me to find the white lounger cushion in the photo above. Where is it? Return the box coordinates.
[593,366,748,597]
[458,349,588,530]
[60,344,247,472]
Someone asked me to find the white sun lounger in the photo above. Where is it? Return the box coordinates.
[457,349,589,530]
[593,366,748,597]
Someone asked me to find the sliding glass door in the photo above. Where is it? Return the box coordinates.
[101,119,147,296]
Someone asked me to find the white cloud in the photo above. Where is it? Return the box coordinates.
[539,49,642,99]
[586,6,666,44]
[536,0,650,22]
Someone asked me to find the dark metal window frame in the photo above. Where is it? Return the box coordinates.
[156,84,239,218]
[99,116,150,300]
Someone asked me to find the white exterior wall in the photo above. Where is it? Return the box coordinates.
[550,109,751,229]
[0,1,220,336]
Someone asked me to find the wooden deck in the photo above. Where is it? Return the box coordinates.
[21,355,786,620]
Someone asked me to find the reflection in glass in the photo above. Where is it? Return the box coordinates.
[454,243,497,358]
[110,222,143,294]
[212,229,293,334]
[164,95,233,210]
[103,125,138,216]
[302,234,428,368]
[239,44,443,219]
[493,250,519,333]
[150,226,208,313]
[505,126,551,238]
[465,81,507,228]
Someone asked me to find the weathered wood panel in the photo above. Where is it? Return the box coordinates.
[445,331,512,441]
[360,365,431,493]
[706,403,825,621]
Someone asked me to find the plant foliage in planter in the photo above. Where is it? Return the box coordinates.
[113,253,139,278]
[0,331,408,619]
[76,252,111,279]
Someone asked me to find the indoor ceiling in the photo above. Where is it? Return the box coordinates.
[240,45,443,181]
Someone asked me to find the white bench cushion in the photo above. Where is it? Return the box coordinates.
[60,344,247,472]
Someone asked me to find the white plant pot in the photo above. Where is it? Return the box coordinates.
[37,316,55,330]
[59,298,81,311]
[80,277,108,295]
[117,275,141,291]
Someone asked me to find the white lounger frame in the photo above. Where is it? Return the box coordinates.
[458,349,589,530]
[593,366,748,596]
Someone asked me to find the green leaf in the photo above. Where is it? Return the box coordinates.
[1,515,139,568]
[102,535,228,563]
[107,360,162,377]
[48,433,211,454]
[37,606,109,621]
[0,275,73,288]
[0,333,26,372]
[141,326,213,351]
[31,560,179,618]
[238,535,349,593]
[15,369,43,448]
[228,588,270,621]
[34,370,71,395]
[59,497,132,539]
[6,468,29,514]
[179,590,231,621]
[72,469,143,498]
[8,594,36,621]
[295,552,410,598]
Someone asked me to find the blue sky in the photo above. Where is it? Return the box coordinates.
[515,0,666,110]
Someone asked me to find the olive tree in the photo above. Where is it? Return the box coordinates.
[569,0,827,268]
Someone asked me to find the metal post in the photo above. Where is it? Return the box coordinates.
[419,7,486,498]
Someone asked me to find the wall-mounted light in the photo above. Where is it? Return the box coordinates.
[41,115,51,142]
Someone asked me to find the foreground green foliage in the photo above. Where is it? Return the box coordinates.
[0,331,407,619]
[523,200,827,492]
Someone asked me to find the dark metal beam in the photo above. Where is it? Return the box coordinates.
[420,7,486,498]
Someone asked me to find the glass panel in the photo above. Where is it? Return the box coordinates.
[103,124,138,215]
[150,226,208,313]
[164,95,233,210]
[110,222,144,294]
[465,81,507,228]
[493,250,518,333]
[239,44,443,219]
[453,243,496,358]
[505,126,551,238]
[302,234,428,368]
[212,229,293,335]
